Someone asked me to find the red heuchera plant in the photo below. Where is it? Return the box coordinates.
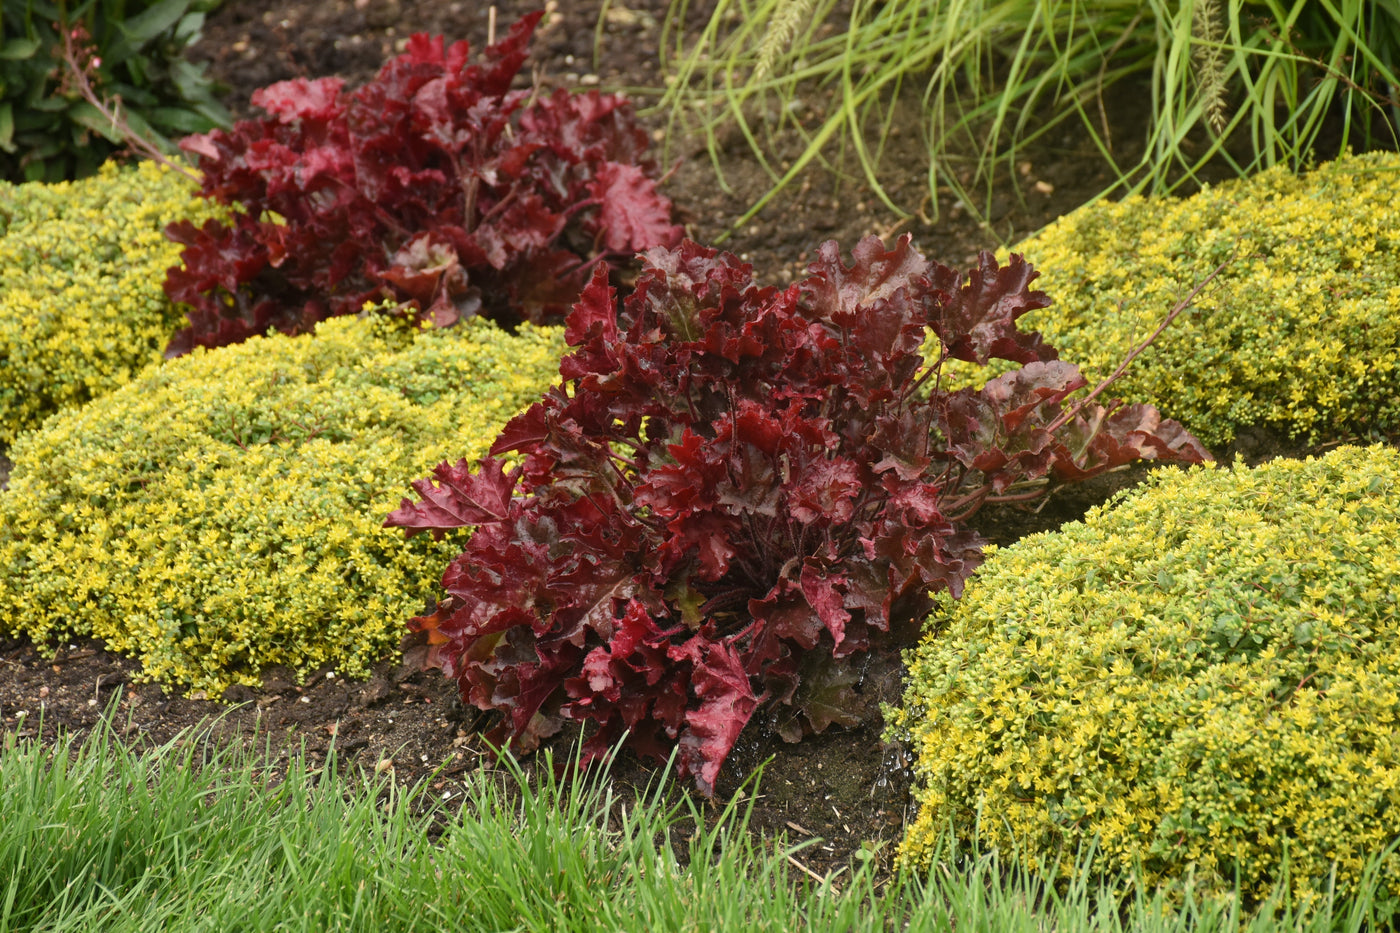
[385,235,1210,794]
[161,11,681,357]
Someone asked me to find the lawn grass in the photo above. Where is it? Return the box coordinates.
[1,706,1393,932]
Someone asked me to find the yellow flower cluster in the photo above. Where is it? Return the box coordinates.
[0,161,224,444]
[891,445,1400,906]
[0,314,564,696]
[943,151,1400,447]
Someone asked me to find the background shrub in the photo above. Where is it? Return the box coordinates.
[892,445,1400,909]
[0,160,222,444]
[163,12,681,357]
[0,0,228,183]
[952,151,1400,447]
[0,314,563,696]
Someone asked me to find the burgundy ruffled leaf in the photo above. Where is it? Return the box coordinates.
[773,653,865,743]
[926,251,1057,366]
[799,563,853,650]
[788,457,864,524]
[248,76,346,123]
[588,162,684,254]
[1050,402,1213,482]
[384,457,519,537]
[804,235,928,331]
[671,636,759,796]
[564,600,690,762]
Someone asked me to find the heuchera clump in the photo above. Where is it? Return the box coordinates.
[162,12,681,357]
[386,235,1210,793]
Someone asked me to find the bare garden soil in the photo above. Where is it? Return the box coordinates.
[0,0,1359,883]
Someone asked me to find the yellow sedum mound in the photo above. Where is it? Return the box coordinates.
[893,445,1400,907]
[0,315,564,696]
[979,152,1400,447]
[0,160,224,444]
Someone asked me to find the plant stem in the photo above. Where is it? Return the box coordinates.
[1047,257,1232,434]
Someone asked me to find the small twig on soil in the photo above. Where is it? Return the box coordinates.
[786,854,838,892]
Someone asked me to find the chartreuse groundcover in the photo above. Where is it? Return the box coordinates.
[892,445,1400,910]
[957,151,1400,447]
[0,161,221,443]
[0,315,563,696]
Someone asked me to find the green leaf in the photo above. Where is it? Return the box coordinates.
[127,53,148,86]
[0,38,41,61]
[173,11,207,46]
[169,59,215,101]
[145,105,216,135]
[120,108,173,149]
[67,102,126,144]
[100,36,139,66]
[118,0,194,44]
[0,104,13,153]
[27,94,68,114]
[192,99,232,129]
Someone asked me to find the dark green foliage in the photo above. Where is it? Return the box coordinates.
[0,0,228,182]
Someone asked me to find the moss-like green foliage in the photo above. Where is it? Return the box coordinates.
[892,445,1400,907]
[0,160,223,444]
[0,315,564,697]
[960,152,1400,447]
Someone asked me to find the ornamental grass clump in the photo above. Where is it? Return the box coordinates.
[973,151,1400,447]
[387,235,1209,794]
[162,12,681,357]
[0,315,563,696]
[0,160,222,443]
[660,0,1400,229]
[892,444,1400,912]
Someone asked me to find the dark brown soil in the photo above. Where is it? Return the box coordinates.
[0,0,1363,883]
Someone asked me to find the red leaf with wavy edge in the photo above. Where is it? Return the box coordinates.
[381,232,474,312]
[805,235,927,327]
[519,87,650,163]
[563,265,619,348]
[788,457,863,524]
[384,457,518,536]
[589,162,684,253]
[774,653,865,742]
[489,402,551,458]
[799,563,852,650]
[927,252,1056,366]
[249,76,346,123]
[670,636,758,796]
[669,513,739,582]
[563,600,689,763]
[980,360,1086,432]
[162,12,675,356]
[750,590,825,652]
[549,552,649,644]
[1050,403,1211,482]
[934,361,1084,487]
